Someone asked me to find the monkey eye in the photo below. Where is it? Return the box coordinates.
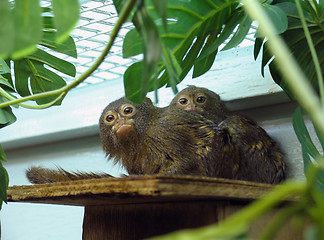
[106,114,115,122]
[196,96,206,103]
[179,98,188,105]
[124,106,133,115]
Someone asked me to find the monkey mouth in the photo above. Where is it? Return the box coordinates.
[113,119,134,136]
[115,124,133,136]
[187,107,204,114]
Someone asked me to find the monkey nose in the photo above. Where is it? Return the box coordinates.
[113,118,134,136]
[185,105,203,114]
[116,124,132,136]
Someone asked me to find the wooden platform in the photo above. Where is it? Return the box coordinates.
[7,176,302,239]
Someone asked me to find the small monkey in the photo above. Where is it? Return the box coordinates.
[170,85,286,184]
[99,97,220,176]
[27,97,227,182]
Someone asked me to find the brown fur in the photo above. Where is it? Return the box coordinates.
[99,97,218,176]
[26,166,113,184]
[170,86,286,184]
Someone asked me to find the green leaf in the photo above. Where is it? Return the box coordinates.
[314,125,324,153]
[52,0,80,43]
[113,0,136,21]
[258,1,324,99]
[14,59,32,97]
[40,32,77,58]
[30,62,67,105]
[319,0,324,18]
[123,29,143,58]
[0,144,7,162]
[120,0,239,99]
[0,96,16,127]
[292,107,321,160]
[255,4,288,38]
[305,225,321,240]
[193,48,217,78]
[1,59,13,87]
[196,9,246,61]
[13,48,74,105]
[29,49,76,77]
[254,37,264,60]
[124,62,144,103]
[12,0,42,59]
[293,107,324,195]
[136,4,162,102]
[0,0,14,58]
[0,59,10,75]
[0,59,14,90]
[222,14,252,51]
[151,0,168,31]
[163,47,182,93]
[0,160,9,208]
[0,79,14,91]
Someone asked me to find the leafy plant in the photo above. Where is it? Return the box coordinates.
[255,0,324,99]
[0,0,80,209]
[114,0,290,103]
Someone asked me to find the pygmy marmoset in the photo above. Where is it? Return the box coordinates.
[27,86,286,184]
[98,97,224,176]
[27,96,220,182]
[170,85,286,184]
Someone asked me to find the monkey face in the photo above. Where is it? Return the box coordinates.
[102,103,136,137]
[170,86,228,122]
[172,87,208,115]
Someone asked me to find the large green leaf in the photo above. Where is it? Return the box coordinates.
[293,107,324,193]
[0,0,14,58]
[222,14,252,51]
[14,51,74,105]
[254,3,288,38]
[293,107,321,160]
[0,160,9,210]
[0,4,78,107]
[0,144,7,162]
[10,8,78,106]
[12,0,42,59]
[136,4,162,101]
[40,32,77,58]
[0,59,14,91]
[196,10,246,62]
[121,0,242,103]
[52,0,80,43]
[257,1,324,98]
[0,96,16,127]
[124,61,144,101]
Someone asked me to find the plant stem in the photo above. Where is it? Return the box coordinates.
[241,0,324,145]
[295,0,324,106]
[0,87,66,109]
[0,0,138,109]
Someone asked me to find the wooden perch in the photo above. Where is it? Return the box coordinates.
[7,176,303,240]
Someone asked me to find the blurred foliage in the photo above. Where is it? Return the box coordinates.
[254,0,324,99]
[114,0,290,103]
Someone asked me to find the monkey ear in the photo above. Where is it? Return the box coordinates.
[145,97,153,104]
